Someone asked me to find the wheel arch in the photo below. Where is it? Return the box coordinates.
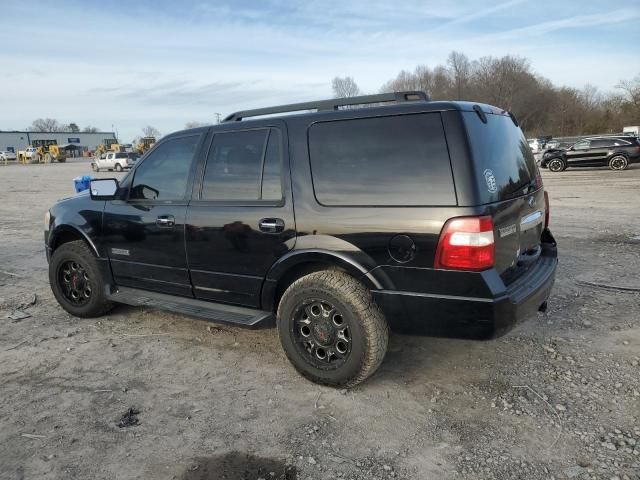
[49,224,100,257]
[261,249,392,312]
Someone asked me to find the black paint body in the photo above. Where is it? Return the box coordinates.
[46,101,557,338]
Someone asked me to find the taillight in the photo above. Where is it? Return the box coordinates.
[434,216,495,271]
[544,190,550,228]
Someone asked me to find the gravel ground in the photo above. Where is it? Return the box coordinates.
[0,159,638,480]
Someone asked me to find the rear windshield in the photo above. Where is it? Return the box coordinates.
[463,112,539,204]
[308,113,456,206]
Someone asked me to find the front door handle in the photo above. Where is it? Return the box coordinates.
[259,218,285,233]
[156,215,175,227]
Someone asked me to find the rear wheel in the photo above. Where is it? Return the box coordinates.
[49,240,113,318]
[277,270,389,387]
[115,163,123,172]
[609,155,628,171]
[548,158,565,172]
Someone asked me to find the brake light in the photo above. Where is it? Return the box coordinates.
[434,216,495,271]
[544,190,550,228]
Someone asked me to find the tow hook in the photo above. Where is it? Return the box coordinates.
[538,301,548,313]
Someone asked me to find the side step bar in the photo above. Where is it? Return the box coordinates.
[107,286,273,329]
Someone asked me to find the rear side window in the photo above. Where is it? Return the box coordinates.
[308,113,456,206]
[463,112,539,204]
[612,139,632,146]
[130,135,200,201]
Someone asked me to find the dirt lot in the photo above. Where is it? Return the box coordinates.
[1,159,639,480]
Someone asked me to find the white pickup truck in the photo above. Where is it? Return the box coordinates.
[91,152,137,172]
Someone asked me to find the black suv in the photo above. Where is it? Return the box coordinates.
[45,92,557,387]
[541,136,640,172]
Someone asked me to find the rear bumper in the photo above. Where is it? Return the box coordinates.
[372,231,558,339]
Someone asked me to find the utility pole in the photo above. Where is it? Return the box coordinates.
[215,113,222,124]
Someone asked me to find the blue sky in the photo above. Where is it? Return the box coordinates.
[1,0,639,142]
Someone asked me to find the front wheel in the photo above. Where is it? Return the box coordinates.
[609,155,628,171]
[277,270,389,388]
[49,240,113,318]
[548,158,566,172]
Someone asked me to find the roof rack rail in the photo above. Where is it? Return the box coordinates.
[223,91,429,122]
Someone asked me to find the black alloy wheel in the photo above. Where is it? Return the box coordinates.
[548,158,565,172]
[609,155,628,171]
[58,260,92,306]
[292,298,352,369]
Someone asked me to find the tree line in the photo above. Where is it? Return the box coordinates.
[25,118,100,133]
[333,52,640,138]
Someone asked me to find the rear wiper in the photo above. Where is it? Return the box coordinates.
[510,179,537,197]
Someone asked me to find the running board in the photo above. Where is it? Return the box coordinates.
[107,286,272,328]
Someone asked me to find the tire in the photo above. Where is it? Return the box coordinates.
[115,163,123,172]
[548,158,565,172]
[277,270,389,388]
[91,163,98,172]
[608,155,628,171]
[49,240,113,318]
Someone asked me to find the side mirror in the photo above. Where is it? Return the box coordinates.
[90,178,119,200]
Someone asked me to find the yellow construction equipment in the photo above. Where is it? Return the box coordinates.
[35,144,66,163]
[95,139,123,157]
[135,136,156,155]
[18,144,66,163]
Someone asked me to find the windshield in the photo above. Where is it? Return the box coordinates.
[463,112,540,204]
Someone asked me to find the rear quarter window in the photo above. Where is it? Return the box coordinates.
[463,112,539,204]
[308,113,456,206]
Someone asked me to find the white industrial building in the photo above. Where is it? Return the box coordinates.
[0,131,117,153]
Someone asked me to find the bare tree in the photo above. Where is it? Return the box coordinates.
[30,118,63,132]
[616,75,640,118]
[83,126,99,133]
[185,121,207,129]
[332,76,361,98]
[379,51,640,137]
[142,125,161,138]
[447,51,471,100]
[67,123,80,133]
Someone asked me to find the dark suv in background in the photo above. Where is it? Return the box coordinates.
[541,136,640,172]
[45,92,557,387]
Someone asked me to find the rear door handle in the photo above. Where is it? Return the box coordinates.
[156,215,175,227]
[259,218,285,233]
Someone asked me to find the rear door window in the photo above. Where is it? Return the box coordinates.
[308,113,456,206]
[463,112,539,204]
[261,129,283,201]
[591,139,613,148]
[201,128,282,201]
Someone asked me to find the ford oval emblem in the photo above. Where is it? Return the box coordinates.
[528,196,535,208]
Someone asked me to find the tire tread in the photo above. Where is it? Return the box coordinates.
[277,270,388,388]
